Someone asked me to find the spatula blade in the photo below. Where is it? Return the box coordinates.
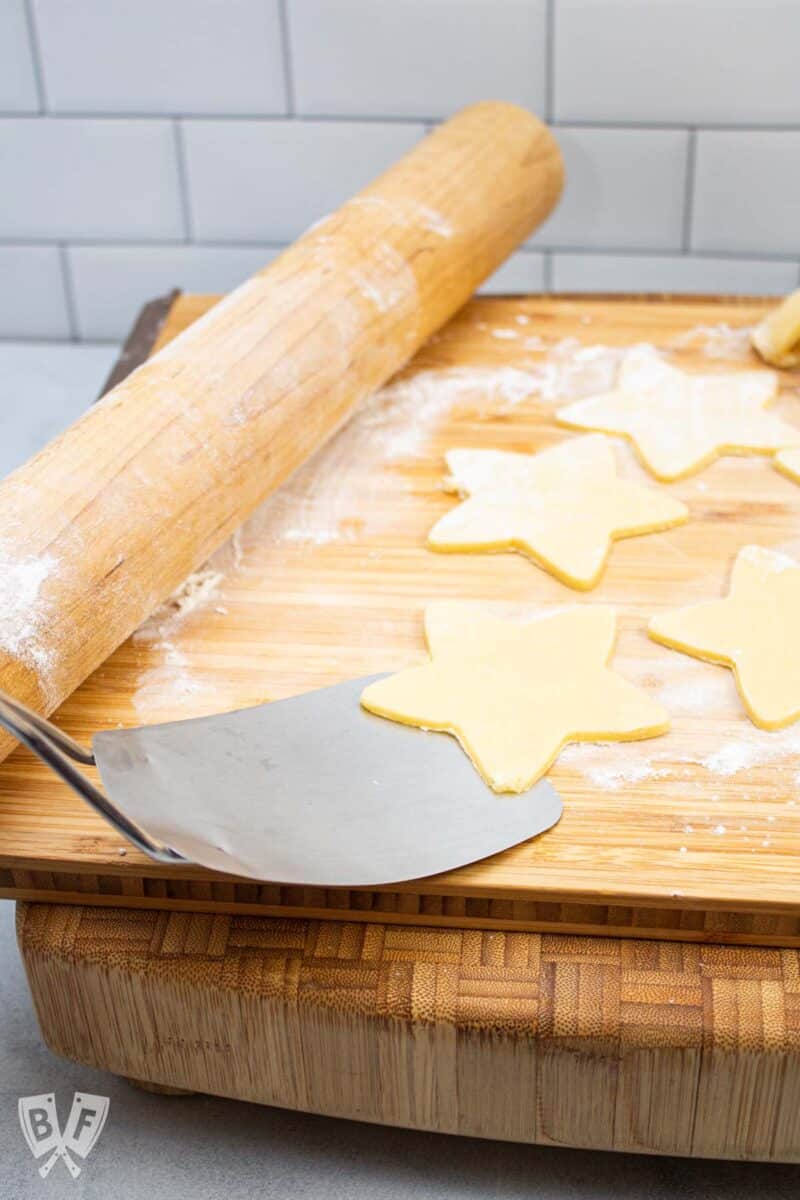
[93,675,562,887]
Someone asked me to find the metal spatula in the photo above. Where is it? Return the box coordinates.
[0,677,562,887]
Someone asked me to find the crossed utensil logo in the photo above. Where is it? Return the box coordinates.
[18,1092,110,1178]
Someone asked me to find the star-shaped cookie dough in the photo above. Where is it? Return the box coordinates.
[775,448,800,486]
[361,602,669,793]
[649,545,800,729]
[427,434,688,590]
[556,349,798,482]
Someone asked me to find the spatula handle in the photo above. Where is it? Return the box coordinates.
[0,102,563,760]
[0,690,184,862]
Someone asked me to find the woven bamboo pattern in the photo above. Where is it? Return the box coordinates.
[18,902,800,1160]
[15,902,800,1156]
[19,902,800,1047]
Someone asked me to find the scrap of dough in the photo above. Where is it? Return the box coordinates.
[751,290,800,369]
[427,434,688,591]
[361,602,669,793]
[775,447,800,486]
[648,545,800,730]
[556,349,798,481]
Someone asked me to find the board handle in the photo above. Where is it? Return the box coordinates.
[0,101,563,761]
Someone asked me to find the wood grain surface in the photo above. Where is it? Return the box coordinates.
[3,291,800,946]
[17,901,800,1160]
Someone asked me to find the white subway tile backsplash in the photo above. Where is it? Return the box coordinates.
[0,1,39,113]
[0,246,71,338]
[692,131,800,256]
[68,244,286,339]
[479,251,545,294]
[288,0,546,119]
[551,253,799,296]
[531,128,688,250]
[0,118,184,240]
[182,119,424,242]
[1,3,799,342]
[32,0,288,115]
[554,0,800,126]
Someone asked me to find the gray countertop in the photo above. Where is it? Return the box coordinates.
[1,340,799,1198]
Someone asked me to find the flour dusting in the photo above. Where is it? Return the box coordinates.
[0,548,59,698]
[132,639,222,721]
[279,527,346,547]
[693,726,800,777]
[655,663,737,715]
[739,543,798,573]
[558,744,672,790]
[132,543,247,718]
[350,240,418,315]
[411,202,454,239]
[349,195,454,239]
[671,323,755,361]
[135,566,224,645]
[534,340,663,403]
[559,641,800,790]
[362,365,541,460]
[560,724,800,790]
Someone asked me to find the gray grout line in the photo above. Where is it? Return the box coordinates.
[267,111,437,124]
[0,237,291,250]
[526,245,800,263]
[172,119,194,242]
[0,110,426,124]
[544,0,556,124]
[277,0,296,116]
[0,335,120,346]
[549,119,800,133]
[57,244,80,342]
[21,0,47,113]
[0,335,121,347]
[2,111,800,134]
[681,129,698,252]
[1,237,799,264]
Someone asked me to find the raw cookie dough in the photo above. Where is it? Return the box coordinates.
[556,350,798,482]
[649,545,800,730]
[427,434,688,591]
[775,448,800,485]
[361,602,669,793]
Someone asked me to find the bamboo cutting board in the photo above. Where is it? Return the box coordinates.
[3,291,800,947]
[19,902,800,1161]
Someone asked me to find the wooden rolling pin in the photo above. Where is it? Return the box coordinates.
[0,101,563,761]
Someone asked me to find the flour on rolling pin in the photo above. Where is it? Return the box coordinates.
[350,195,455,240]
[0,549,59,696]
